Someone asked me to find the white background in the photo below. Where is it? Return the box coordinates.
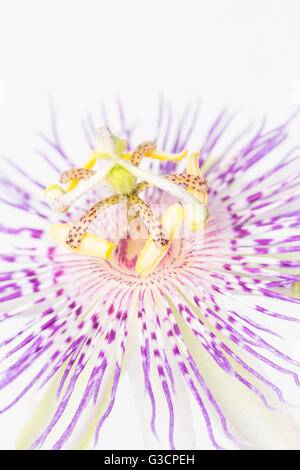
[0,0,300,449]
[1,0,300,160]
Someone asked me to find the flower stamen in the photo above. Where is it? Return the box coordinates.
[130,141,156,166]
[163,173,208,192]
[117,157,209,231]
[65,195,120,249]
[60,168,96,184]
[46,161,114,212]
[135,174,208,195]
[128,194,169,249]
[186,151,208,205]
[66,151,97,192]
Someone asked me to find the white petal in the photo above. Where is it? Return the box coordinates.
[173,292,300,450]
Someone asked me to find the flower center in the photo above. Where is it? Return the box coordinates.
[46,127,209,277]
[108,224,186,280]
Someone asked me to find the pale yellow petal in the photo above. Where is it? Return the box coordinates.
[168,287,300,450]
[16,366,66,449]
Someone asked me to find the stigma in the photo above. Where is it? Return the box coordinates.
[46,127,209,276]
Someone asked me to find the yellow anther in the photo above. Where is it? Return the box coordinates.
[136,203,184,277]
[50,223,114,259]
[121,149,188,162]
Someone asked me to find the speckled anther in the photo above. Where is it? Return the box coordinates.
[130,141,156,167]
[65,195,119,249]
[186,151,208,205]
[163,173,208,192]
[60,168,96,184]
[128,194,170,249]
[65,151,98,192]
[134,173,207,195]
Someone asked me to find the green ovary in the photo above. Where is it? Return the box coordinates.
[106,165,137,195]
